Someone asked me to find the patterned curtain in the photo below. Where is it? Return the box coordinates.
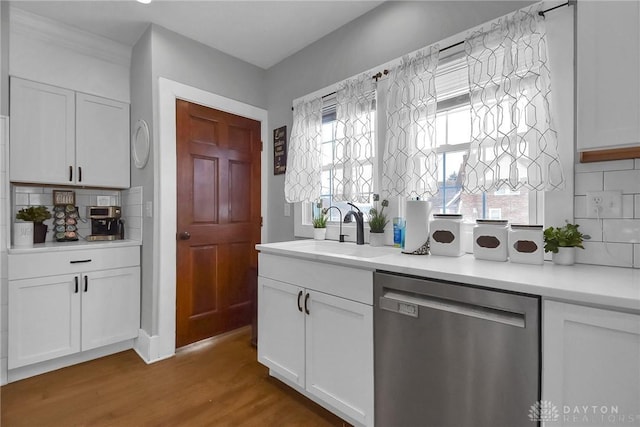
[284,97,323,202]
[463,6,564,193]
[382,46,440,199]
[333,74,376,203]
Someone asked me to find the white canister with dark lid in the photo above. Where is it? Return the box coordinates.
[429,214,464,256]
[473,219,509,261]
[508,225,544,265]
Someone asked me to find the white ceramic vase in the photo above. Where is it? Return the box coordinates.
[553,247,576,265]
[313,228,326,241]
[369,232,385,247]
[14,221,34,247]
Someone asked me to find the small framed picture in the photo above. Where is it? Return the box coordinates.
[274,126,287,175]
[53,190,75,206]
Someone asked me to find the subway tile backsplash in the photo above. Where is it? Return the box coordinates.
[12,185,126,243]
[575,159,640,269]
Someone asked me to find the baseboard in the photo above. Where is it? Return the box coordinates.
[7,339,134,383]
[134,328,174,364]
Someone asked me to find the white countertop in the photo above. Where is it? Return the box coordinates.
[8,239,141,254]
[256,240,640,312]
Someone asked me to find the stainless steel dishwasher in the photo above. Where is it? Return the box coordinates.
[374,271,540,427]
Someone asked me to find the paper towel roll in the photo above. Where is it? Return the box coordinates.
[403,200,430,253]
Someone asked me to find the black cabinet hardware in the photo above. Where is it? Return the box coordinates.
[69,165,73,182]
[78,166,82,182]
[84,276,88,292]
[70,259,92,264]
[297,290,303,312]
[304,293,310,315]
[74,276,78,293]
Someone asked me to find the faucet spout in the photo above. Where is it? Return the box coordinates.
[325,206,346,242]
[344,206,365,245]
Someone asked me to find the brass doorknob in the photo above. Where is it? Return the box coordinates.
[178,231,191,240]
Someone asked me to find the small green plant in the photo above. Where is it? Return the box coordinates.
[543,222,585,253]
[16,206,51,224]
[368,196,389,233]
[312,208,327,229]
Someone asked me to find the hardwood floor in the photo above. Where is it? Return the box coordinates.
[1,327,350,427]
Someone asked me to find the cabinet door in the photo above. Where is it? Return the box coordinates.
[81,266,140,351]
[76,93,130,188]
[257,277,305,388]
[543,301,640,426]
[8,274,80,369]
[577,1,640,151]
[9,78,75,185]
[305,290,374,427]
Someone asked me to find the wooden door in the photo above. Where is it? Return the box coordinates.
[176,99,261,348]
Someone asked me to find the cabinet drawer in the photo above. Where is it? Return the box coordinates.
[9,246,140,280]
[258,253,373,305]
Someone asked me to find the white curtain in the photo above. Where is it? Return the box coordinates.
[284,97,323,202]
[333,74,376,203]
[463,6,564,193]
[382,46,440,199]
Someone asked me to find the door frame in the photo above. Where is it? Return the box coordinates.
[154,78,268,361]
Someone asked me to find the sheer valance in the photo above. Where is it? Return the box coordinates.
[382,46,440,199]
[284,97,323,202]
[332,74,377,203]
[463,5,564,193]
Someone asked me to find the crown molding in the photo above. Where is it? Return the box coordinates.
[10,7,131,67]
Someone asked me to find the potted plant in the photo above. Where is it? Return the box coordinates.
[312,208,327,240]
[543,222,584,265]
[16,206,51,244]
[368,195,389,247]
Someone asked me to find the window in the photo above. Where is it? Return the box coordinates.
[304,52,535,229]
[314,101,374,223]
[294,8,574,241]
[426,53,533,224]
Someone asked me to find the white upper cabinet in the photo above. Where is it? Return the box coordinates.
[76,93,130,188]
[9,78,75,185]
[577,1,640,152]
[10,77,130,188]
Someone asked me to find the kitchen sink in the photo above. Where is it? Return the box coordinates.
[292,240,395,258]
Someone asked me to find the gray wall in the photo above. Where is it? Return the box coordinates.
[130,26,154,334]
[130,24,266,335]
[1,1,9,116]
[264,1,533,243]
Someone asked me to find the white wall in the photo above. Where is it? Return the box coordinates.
[264,1,535,243]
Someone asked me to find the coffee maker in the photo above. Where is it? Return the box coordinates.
[87,206,124,241]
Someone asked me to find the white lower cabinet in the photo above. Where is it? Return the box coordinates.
[543,301,640,426]
[258,254,374,427]
[8,246,141,371]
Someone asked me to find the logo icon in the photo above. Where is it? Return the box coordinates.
[529,400,560,422]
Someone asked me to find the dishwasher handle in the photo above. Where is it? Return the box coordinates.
[380,289,526,328]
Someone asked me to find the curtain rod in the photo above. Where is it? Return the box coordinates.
[538,0,572,17]
[293,0,574,110]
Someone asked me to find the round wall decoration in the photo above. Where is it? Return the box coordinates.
[132,119,150,169]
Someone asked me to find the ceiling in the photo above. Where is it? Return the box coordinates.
[9,0,385,69]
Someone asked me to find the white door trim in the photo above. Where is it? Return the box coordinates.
[153,77,268,361]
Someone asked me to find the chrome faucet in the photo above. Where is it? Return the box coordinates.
[344,202,365,245]
[325,206,347,242]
